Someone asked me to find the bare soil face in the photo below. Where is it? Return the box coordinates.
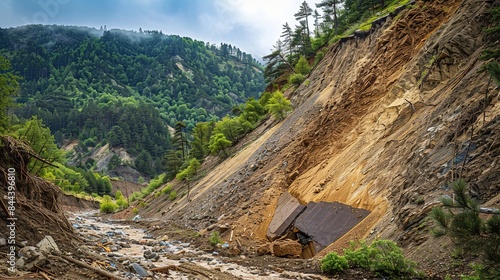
[132,0,499,279]
[1,0,499,279]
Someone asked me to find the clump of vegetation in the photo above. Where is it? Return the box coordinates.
[295,56,311,75]
[320,239,419,277]
[429,180,500,279]
[143,173,166,195]
[115,190,128,209]
[320,252,349,274]
[289,73,305,86]
[168,190,177,201]
[99,195,118,213]
[176,158,200,181]
[415,196,425,205]
[209,231,222,246]
[265,90,293,121]
[161,185,173,195]
[129,191,144,202]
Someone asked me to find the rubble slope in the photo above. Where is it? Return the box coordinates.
[145,0,499,271]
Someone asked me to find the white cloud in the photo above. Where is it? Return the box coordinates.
[0,0,324,59]
[205,0,323,57]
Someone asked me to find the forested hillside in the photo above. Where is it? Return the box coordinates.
[0,25,265,177]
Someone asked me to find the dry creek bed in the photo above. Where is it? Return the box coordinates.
[69,211,326,279]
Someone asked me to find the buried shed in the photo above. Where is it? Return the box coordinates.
[294,201,370,256]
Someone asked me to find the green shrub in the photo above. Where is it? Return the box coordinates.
[368,240,417,277]
[129,191,144,202]
[169,190,177,201]
[314,51,325,66]
[116,197,128,209]
[265,90,293,121]
[114,190,124,200]
[143,173,166,195]
[415,196,425,205]
[289,73,305,86]
[99,195,118,213]
[294,56,310,75]
[132,207,138,215]
[344,241,371,269]
[176,158,201,181]
[329,35,343,44]
[161,185,172,195]
[320,252,349,274]
[320,240,420,277]
[209,231,222,246]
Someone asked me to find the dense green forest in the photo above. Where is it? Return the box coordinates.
[0,25,265,177]
[0,26,264,129]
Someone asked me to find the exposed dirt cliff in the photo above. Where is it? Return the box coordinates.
[137,0,499,276]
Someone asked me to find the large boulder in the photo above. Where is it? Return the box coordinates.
[272,239,302,258]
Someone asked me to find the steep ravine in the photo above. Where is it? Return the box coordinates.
[139,0,499,275]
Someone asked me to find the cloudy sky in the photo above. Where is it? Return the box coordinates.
[0,0,323,60]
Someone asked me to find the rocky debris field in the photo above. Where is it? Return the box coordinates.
[63,211,328,279]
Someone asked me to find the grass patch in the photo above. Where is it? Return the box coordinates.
[169,190,177,201]
[161,185,173,195]
[209,231,222,246]
[358,0,411,31]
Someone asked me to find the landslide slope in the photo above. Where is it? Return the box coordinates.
[145,0,499,272]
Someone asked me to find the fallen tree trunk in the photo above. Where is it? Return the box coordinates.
[50,251,127,280]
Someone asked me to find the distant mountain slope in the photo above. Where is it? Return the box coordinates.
[0,25,265,175]
[1,25,265,127]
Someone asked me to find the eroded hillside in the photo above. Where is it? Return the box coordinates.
[139,0,499,274]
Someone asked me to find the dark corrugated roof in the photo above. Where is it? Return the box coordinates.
[295,201,370,254]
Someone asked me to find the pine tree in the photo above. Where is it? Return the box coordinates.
[176,158,201,199]
[190,121,214,160]
[295,1,313,42]
[108,154,122,170]
[208,133,231,157]
[316,0,344,36]
[135,150,153,176]
[313,9,321,38]
[281,23,294,56]
[265,90,293,121]
[164,148,183,180]
[263,40,294,82]
[172,121,188,161]
[430,180,500,279]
